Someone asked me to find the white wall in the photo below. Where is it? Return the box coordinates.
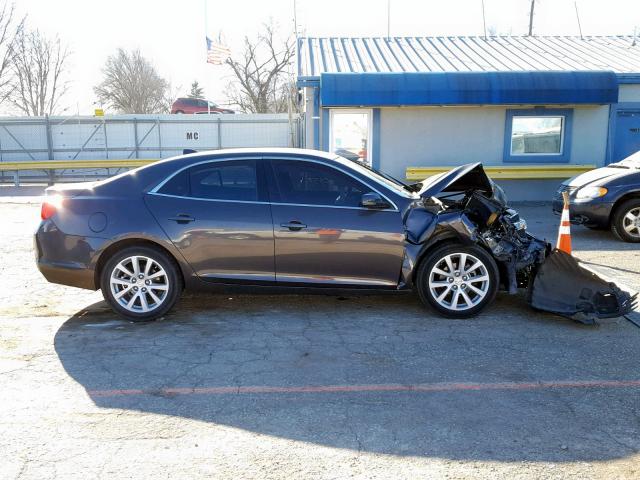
[303,87,317,149]
[618,84,640,103]
[378,105,610,181]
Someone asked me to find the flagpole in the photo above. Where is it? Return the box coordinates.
[204,0,210,114]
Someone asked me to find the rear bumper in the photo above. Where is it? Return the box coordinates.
[34,220,106,290]
[551,199,614,227]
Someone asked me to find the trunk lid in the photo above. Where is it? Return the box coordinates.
[45,181,98,198]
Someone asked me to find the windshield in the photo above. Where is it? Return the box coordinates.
[609,150,640,169]
[333,155,415,198]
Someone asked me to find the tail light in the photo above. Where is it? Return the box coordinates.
[40,194,64,220]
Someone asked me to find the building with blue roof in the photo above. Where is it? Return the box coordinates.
[297,36,640,200]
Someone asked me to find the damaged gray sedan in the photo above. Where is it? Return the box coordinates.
[35,148,636,322]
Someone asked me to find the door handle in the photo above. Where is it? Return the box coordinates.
[168,214,195,224]
[281,221,307,231]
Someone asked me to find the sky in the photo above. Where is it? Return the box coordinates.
[6,0,640,115]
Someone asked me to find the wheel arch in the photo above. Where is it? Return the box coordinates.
[94,238,187,290]
[611,190,640,219]
[411,230,500,285]
[411,232,468,284]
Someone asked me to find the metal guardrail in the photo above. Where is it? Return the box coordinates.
[0,159,159,186]
[406,164,596,181]
[0,159,156,171]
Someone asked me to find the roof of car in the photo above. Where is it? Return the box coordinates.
[140,148,339,174]
[177,147,338,161]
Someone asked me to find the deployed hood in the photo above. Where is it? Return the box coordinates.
[418,163,493,198]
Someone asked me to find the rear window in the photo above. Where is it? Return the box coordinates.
[158,170,188,197]
[157,160,258,202]
[190,162,257,201]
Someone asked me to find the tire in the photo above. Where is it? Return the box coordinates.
[611,199,640,243]
[100,246,182,321]
[416,244,499,318]
[174,110,184,114]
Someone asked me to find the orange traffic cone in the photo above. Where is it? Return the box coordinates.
[556,190,572,254]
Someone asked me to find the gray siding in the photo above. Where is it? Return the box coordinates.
[378,105,609,181]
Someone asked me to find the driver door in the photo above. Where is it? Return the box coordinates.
[267,158,405,287]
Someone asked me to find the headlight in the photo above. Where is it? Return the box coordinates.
[575,186,608,201]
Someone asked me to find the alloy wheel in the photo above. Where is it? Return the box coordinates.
[428,253,490,311]
[622,207,640,239]
[109,255,169,313]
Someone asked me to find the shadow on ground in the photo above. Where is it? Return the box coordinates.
[54,292,640,462]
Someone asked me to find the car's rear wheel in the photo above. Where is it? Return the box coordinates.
[611,199,640,243]
[416,244,499,318]
[101,246,182,321]
[174,110,184,114]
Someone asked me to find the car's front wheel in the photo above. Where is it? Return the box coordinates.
[101,246,182,321]
[611,198,640,243]
[416,244,499,318]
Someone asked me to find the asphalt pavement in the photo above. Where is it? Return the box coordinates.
[1,191,639,479]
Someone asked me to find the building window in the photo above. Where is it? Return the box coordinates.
[329,109,372,166]
[503,108,573,163]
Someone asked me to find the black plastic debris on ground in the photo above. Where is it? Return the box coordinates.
[528,249,638,324]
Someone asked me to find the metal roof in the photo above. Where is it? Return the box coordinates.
[297,36,640,78]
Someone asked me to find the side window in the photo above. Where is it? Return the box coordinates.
[197,99,208,107]
[271,160,368,207]
[158,169,189,197]
[190,161,258,201]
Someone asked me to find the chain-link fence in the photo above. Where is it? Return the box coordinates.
[0,113,303,183]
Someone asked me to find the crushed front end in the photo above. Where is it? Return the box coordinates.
[410,163,637,323]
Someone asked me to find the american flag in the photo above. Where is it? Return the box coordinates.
[206,36,231,65]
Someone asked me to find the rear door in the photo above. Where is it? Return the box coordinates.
[145,158,275,284]
[267,158,405,287]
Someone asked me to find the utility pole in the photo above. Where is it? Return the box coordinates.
[387,0,391,39]
[481,0,487,40]
[293,0,298,40]
[574,1,584,39]
[528,0,535,36]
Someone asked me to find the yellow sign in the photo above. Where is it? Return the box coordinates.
[94,108,104,116]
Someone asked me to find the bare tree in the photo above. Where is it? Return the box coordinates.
[163,82,180,113]
[9,29,70,116]
[225,22,295,113]
[0,1,24,104]
[94,48,170,114]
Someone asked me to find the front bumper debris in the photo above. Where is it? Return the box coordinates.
[528,249,637,324]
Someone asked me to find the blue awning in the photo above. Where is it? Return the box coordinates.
[320,71,619,106]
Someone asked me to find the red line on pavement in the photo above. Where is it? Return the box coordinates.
[87,379,640,398]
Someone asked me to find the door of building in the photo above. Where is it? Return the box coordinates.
[613,109,640,162]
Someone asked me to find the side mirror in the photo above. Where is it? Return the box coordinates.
[360,192,391,210]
